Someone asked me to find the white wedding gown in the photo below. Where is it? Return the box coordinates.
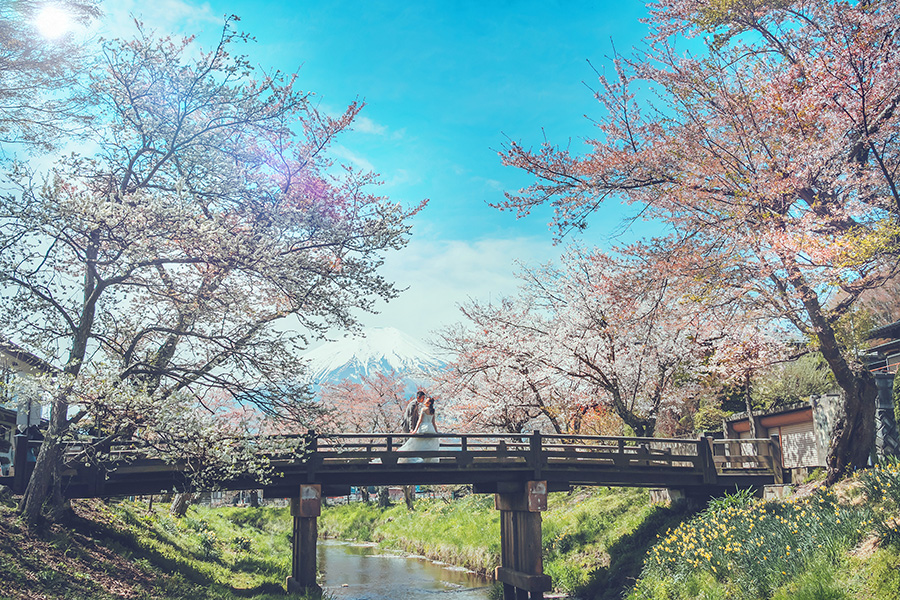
[397,412,440,463]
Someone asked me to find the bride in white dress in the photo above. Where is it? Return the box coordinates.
[398,397,440,463]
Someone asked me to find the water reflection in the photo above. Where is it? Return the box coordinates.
[318,539,492,599]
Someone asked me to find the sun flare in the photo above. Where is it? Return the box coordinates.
[34,5,72,40]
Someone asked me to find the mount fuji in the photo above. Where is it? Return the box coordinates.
[302,327,446,385]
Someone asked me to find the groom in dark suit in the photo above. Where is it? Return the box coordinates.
[402,390,426,434]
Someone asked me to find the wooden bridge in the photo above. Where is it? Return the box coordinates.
[2,432,785,600]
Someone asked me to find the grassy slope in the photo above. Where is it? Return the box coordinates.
[319,478,900,600]
[318,487,693,599]
[0,490,304,600]
[2,472,899,600]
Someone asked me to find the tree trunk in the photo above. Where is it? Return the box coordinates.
[813,325,877,483]
[376,486,390,508]
[745,373,758,439]
[170,492,195,517]
[784,261,876,484]
[18,389,70,523]
[403,485,416,510]
[18,436,62,523]
[825,368,877,485]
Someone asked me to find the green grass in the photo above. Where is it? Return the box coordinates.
[320,493,500,574]
[543,487,660,593]
[107,500,295,596]
[0,492,320,600]
[319,486,678,598]
[627,465,900,600]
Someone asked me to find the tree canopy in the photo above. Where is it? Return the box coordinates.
[498,0,900,482]
[0,18,423,521]
[0,1,99,151]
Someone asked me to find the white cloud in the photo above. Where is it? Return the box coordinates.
[96,0,221,40]
[330,145,377,173]
[364,236,561,342]
[384,168,420,188]
[474,176,504,192]
[352,116,388,136]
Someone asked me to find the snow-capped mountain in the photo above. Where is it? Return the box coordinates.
[302,327,446,385]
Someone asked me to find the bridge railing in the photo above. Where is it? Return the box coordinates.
[0,431,783,495]
[295,432,778,476]
[301,432,534,468]
[711,437,784,484]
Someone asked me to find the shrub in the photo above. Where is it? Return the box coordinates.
[705,487,756,512]
[231,535,252,552]
[861,457,900,506]
[860,457,900,546]
[198,530,219,559]
[635,489,873,600]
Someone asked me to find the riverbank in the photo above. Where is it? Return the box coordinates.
[628,465,900,600]
[2,465,899,599]
[318,486,691,598]
[0,489,304,600]
[319,470,900,600]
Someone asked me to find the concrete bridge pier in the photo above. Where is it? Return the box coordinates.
[286,484,322,597]
[494,480,552,600]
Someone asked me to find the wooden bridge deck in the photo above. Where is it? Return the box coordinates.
[2,432,784,499]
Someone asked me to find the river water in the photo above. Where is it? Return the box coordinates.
[317,539,493,600]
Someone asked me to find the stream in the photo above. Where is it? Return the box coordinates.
[317,539,493,599]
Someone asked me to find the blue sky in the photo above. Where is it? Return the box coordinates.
[93,0,652,343]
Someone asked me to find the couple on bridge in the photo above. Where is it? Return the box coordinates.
[397,390,440,463]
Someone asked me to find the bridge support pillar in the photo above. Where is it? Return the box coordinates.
[286,484,322,597]
[495,480,552,600]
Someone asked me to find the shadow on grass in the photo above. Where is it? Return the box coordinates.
[578,502,697,600]
[67,509,219,588]
[229,582,288,597]
[232,555,286,576]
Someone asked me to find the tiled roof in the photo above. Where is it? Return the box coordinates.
[0,336,58,374]
[868,320,900,340]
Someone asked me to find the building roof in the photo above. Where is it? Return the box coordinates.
[0,336,58,375]
[868,320,900,341]
[0,406,16,425]
[724,400,813,423]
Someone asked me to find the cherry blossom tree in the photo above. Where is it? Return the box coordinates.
[703,314,796,438]
[438,249,710,437]
[0,1,99,152]
[0,20,423,522]
[436,311,580,434]
[499,0,899,482]
[856,272,900,326]
[316,370,409,434]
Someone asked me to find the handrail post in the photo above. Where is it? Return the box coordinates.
[698,436,717,485]
[530,430,542,480]
[305,429,318,482]
[769,434,784,484]
[459,435,470,467]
